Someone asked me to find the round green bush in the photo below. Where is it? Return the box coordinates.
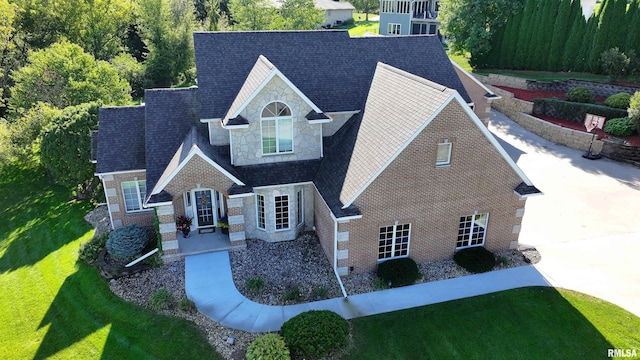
[246,334,290,360]
[604,117,636,136]
[105,224,149,262]
[566,87,594,103]
[376,257,420,287]
[604,92,632,109]
[281,310,348,359]
[453,247,496,273]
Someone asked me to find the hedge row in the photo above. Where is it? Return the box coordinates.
[532,98,628,124]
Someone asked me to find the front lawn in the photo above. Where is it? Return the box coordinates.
[346,287,640,359]
[335,19,379,37]
[0,163,222,359]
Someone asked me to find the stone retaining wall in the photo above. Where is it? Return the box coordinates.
[512,113,604,153]
[474,74,528,89]
[526,79,639,98]
[600,139,640,167]
[489,86,534,118]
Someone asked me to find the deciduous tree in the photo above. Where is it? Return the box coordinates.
[439,0,525,59]
[229,0,281,30]
[351,0,378,20]
[8,42,130,114]
[280,0,324,30]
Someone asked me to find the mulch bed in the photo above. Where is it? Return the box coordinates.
[494,86,640,146]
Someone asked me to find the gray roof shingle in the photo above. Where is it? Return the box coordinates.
[194,31,470,119]
[96,106,146,173]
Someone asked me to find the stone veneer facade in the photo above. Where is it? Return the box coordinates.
[230,76,323,166]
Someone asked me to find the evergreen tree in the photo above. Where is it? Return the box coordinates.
[589,0,628,72]
[498,8,524,69]
[547,0,572,71]
[524,0,547,69]
[561,0,587,71]
[483,24,506,68]
[513,0,537,69]
[532,0,560,70]
[576,14,598,72]
[625,0,640,55]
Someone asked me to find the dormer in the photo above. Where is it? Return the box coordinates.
[220,55,331,166]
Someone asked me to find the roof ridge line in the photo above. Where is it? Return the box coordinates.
[376,62,453,94]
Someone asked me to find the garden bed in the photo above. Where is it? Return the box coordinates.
[495,85,607,102]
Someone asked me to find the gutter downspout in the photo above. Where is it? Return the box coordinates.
[333,218,348,298]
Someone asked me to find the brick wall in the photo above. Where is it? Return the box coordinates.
[101,171,155,229]
[313,187,335,267]
[163,155,235,197]
[342,100,525,274]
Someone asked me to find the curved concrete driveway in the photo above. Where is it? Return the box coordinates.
[489,110,640,316]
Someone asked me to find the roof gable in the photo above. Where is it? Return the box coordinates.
[223,55,322,125]
[339,63,456,207]
[194,31,471,119]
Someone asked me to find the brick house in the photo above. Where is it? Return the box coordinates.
[94,31,539,279]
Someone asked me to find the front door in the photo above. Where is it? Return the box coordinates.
[194,190,215,228]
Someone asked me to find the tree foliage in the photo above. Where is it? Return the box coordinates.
[351,0,378,20]
[2,102,60,161]
[40,102,100,193]
[439,0,525,60]
[228,0,281,30]
[280,0,324,30]
[8,42,130,114]
[0,0,18,110]
[138,0,196,87]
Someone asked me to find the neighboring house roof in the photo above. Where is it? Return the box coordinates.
[315,0,355,10]
[96,106,146,174]
[194,31,471,119]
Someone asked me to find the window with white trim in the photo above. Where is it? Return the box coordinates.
[275,195,289,230]
[388,23,401,35]
[122,180,146,212]
[256,194,266,230]
[297,189,304,226]
[381,0,394,13]
[261,101,293,154]
[436,141,452,166]
[378,223,411,260]
[456,213,488,249]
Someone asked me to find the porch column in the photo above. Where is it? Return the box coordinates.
[156,204,179,254]
[227,197,247,248]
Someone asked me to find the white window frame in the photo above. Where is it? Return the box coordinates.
[388,23,402,35]
[256,194,266,230]
[456,213,489,249]
[121,180,147,213]
[261,101,293,155]
[378,223,411,261]
[436,141,452,166]
[274,195,290,231]
[297,189,304,226]
[381,0,395,13]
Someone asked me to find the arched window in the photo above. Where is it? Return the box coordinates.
[261,101,293,154]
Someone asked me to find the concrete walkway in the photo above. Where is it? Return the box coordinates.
[185,251,550,332]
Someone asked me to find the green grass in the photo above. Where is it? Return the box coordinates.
[345,287,640,359]
[448,52,473,72]
[352,12,379,22]
[334,16,380,37]
[0,163,222,359]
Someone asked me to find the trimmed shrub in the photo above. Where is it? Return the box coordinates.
[79,233,108,265]
[245,277,265,294]
[604,117,636,136]
[246,334,291,360]
[629,92,640,121]
[105,224,149,262]
[532,98,628,124]
[283,287,302,302]
[281,310,348,359]
[149,289,174,311]
[454,247,496,273]
[376,257,420,287]
[605,92,632,109]
[566,87,594,103]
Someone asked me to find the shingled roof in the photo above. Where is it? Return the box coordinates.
[96,106,146,173]
[194,31,471,119]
